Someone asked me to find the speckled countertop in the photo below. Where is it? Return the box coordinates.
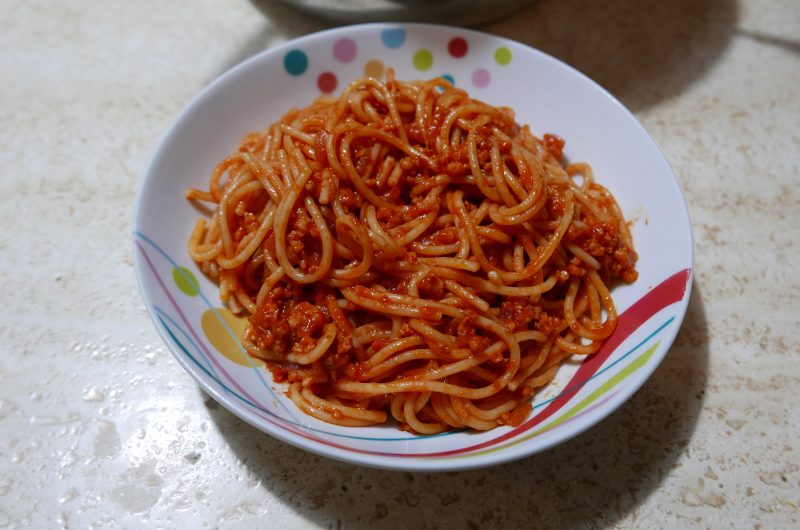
[1,0,798,528]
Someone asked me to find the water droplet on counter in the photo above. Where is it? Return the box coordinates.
[89,516,116,529]
[110,464,164,513]
[60,449,77,468]
[0,478,11,496]
[83,387,105,402]
[93,421,120,459]
[0,399,18,420]
[59,488,79,504]
[184,452,201,465]
[29,413,81,426]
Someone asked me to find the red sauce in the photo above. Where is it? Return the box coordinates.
[203,85,639,434]
[498,403,532,427]
[565,219,638,282]
[543,133,565,159]
[498,299,538,333]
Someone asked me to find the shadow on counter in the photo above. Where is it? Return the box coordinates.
[204,282,710,529]
[211,0,330,80]
[486,0,739,112]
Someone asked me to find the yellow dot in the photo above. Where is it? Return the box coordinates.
[172,266,199,297]
[495,46,512,65]
[413,49,433,71]
[201,308,264,367]
[364,59,384,79]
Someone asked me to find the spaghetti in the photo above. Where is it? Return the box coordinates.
[186,72,638,434]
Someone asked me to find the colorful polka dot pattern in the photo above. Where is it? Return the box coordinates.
[494,46,512,65]
[333,37,357,63]
[380,28,406,49]
[317,71,337,93]
[472,68,491,88]
[448,37,468,58]
[412,49,433,71]
[364,59,384,79]
[283,49,308,77]
[281,29,514,91]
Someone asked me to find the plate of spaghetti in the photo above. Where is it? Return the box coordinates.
[134,23,693,471]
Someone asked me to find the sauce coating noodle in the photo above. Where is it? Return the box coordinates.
[186,72,638,433]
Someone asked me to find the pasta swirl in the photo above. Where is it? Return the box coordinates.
[186,72,638,433]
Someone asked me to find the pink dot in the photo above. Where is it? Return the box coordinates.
[333,38,357,63]
[317,72,338,93]
[472,68,491,88]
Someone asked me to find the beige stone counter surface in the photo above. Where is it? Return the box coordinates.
[1,0,798,528]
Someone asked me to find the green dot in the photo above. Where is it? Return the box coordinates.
[495,47,512,65]
[173,266,199,297]
[413,49,434,71]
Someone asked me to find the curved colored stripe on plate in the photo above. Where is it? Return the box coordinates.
[137,233,462,442]
[454,340,661,459]
[138,228,690,460]
[535,340,661,434]
[157,311,461,443]
[155,307,219,381]
[407,268,690,457]
[134,234,299,421]
[136,239,298,423]
[157,314,318,441]
[157,294,669,458]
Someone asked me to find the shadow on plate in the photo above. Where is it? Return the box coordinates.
[487,0,739,111]
[204,282,710,529]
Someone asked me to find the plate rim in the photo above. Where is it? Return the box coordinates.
[132,22,694,471]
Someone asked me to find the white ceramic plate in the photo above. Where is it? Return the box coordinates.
[133,23,693,471]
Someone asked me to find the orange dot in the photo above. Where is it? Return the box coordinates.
[364,59,384,79]
[201,308,263,367]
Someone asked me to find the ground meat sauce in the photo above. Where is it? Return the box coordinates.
[197,79,642,434]
[249,151,637,397]
[565,220,639,283]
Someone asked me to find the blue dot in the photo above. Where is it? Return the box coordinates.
[284,49,308,76]
[381,28,406,49]
[441,74,455,85]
